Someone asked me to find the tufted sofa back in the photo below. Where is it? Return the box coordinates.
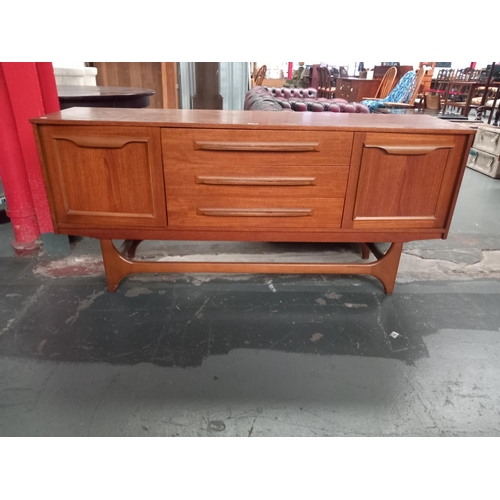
[245,86,369,113]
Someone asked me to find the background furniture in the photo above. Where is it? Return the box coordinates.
[370,66,397,99]
[317,66,335,98]
[440,69,481,116]
[89,62,179,109]
[335,77,380,102]
[418,62,436,94]
[467,125,500,178]
[362,68,425,112]
[252,65,267,87]
[57,85,155,109]
[244,86,369,113]
[373,65,413,85]
[192,62,223,110]
[32,108,475,294]
[54,67,97,86]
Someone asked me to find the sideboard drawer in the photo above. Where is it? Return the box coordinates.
[167,197,344,229]
[162,128,354,166]
[165,164,349,199]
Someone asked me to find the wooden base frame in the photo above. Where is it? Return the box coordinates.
[100,240,404,295]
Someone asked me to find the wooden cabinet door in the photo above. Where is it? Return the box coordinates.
[343,132,469,230]
[39,125,166,228]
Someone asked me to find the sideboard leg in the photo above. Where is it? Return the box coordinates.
[370,242,404,295]
[101,239,132,293]
[360,243,371,260]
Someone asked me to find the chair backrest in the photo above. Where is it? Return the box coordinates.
[254,65,267,87]
[316,67,329,96]
[436,68,455,81]
[406,66,426,105]
[375,66,397,99]
[384,70,418,103]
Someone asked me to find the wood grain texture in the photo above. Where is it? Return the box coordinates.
[56,225,445,242]
[92,62,164,108]
[162,128,353,166]
[335,78,380,102]
[38,125,166,228]
[166,197,345,228]
[343,132,469,230]
[161,62,179,109]
[30,108,477,135]
[165,164,348,199]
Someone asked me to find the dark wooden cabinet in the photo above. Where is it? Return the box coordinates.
[335,77,380,102]
[32,108,475,294]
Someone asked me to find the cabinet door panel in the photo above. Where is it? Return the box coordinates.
[343,133,468,230]
[39,126,166,228]
[354,146,449,218]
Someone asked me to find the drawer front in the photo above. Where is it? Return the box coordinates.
[474,128,500,156]
[165,164,349,199]
[336,81,354,101]
[162,129,353,166]
[167,197,344,229]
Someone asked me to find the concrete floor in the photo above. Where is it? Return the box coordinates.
[1,168,500,436]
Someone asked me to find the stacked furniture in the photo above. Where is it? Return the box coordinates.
[245,86,369,113]
[467,125,500,178]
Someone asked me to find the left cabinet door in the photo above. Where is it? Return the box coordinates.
[38,125,167,228]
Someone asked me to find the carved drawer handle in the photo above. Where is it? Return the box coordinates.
[53,135,147,148]
[364,144,453,155]
[195,176,318,186]
[196,208,313,217]
[194,141,320,152]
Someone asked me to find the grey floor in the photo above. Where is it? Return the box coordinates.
[1,168,500,436]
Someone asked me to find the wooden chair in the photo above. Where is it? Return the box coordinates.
[361,67,425,112]
[382,66,425,109]
[369,66,397,99]
[317,66,334,98]
[418,62,436,94]
[253,65,267,87]
[441,69,481,116]
[424,68,455,110]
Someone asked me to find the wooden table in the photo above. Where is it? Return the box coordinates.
[31,108,475,295]
[335,77,380,102]
[57,85,155,110]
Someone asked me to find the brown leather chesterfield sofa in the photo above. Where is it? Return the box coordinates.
[244,86,370,113]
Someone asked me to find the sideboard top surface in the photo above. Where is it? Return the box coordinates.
[31,107,476,135]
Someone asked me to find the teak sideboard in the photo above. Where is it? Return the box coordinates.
[31,108,476,293]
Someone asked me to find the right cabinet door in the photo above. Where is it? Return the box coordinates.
[343,132,468,230]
